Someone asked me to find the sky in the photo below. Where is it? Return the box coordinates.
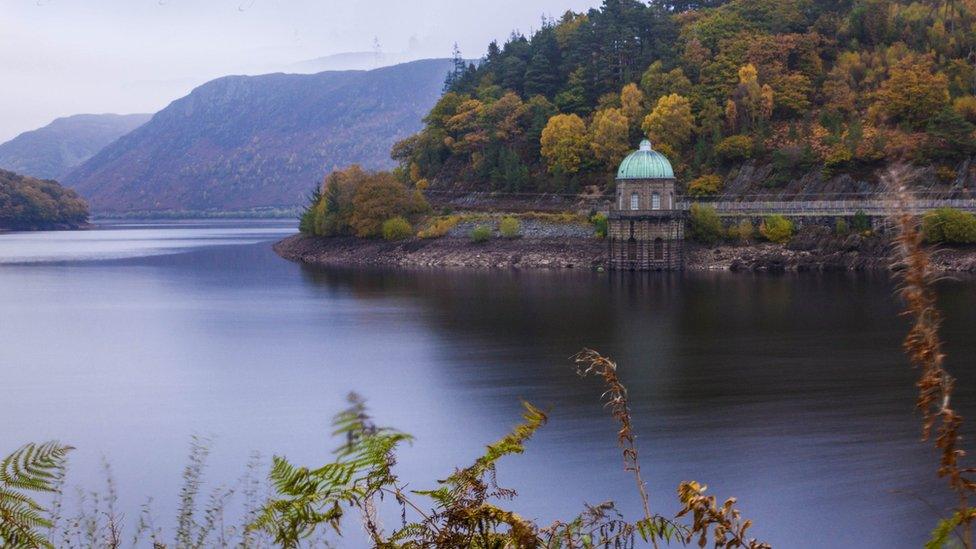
[0,0,602,142]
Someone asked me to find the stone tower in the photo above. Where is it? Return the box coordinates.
[608,139,685,270]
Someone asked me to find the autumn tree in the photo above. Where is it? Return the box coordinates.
[874,54,950,129]
[347,171,430,238]
[728,64,773,131]
[642,94,694,152]
[541,113,588,174]
[315,165,367,236]
[620,83,647,141]
[589,108,631,169]
[771,73,812,117]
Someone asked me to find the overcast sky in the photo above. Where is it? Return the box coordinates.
[0,0,601,141]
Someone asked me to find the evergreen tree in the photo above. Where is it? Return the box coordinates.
[524,52,560,97]
[444,42,466,91]
[925,107,976,160]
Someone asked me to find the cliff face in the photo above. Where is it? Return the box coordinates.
[0,113,150,181]
[716,160,976,200]
[64,59,453,213]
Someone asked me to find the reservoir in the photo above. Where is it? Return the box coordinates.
[1,219,973,548]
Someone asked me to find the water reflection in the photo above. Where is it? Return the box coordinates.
[297,265,973,547]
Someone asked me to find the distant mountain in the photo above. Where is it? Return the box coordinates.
[287,52,413,73]
[0,169,89,230]
[0,113,151,181]
[65,58,453,213]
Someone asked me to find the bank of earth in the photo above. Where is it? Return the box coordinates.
[274,223,976,273]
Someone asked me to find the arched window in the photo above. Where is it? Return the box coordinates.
[619,192,624,211]
[630,192,639,210]
[652,192,661,210]
[668,193,673,210]
[653,238,664,260]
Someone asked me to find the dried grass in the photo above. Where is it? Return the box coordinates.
[886,163,976,547]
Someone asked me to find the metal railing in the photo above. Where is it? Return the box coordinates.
[675,198,976,216]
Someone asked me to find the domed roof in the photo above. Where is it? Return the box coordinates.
[616,139,674,180]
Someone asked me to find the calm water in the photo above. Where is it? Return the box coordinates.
[1,220,974,548]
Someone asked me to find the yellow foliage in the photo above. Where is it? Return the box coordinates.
[620,83,645,125]
[953,95,976,123]
[589,108,631,169]
[642,94,694,151]
[541,113,588,174]
[417,215,463,239]
[738,63,759,86]
[874,54,949,129]
[687,174,723,197]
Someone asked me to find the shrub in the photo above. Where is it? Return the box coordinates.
[382,216,413,241]
[470,225,492,243]
[715,135,753,162]
[922,207,976,244]
[499,216,521,238]
[417,215,462,239]
[768,145,818,188]
[591,213,608,238]
[852,209,871,233]
[822,144,853,176]
[307,166,430,238]
[726,218,754,243]
[954,95,976,123]
[760,215,794,243]
[835,218,849,236]
[689,204,723,244]
[687,174,723,197]
[351,173,430,238]
[936,166,957,183]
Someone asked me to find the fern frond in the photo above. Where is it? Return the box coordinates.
[927,507,976,549]
[248,393,411,547]
[0,441,71,549]
[0,442,72,493]
[445,401,547,498]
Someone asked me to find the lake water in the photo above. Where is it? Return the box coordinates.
[1,220,974,548]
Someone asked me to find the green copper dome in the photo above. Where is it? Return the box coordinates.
[616,139,675,180]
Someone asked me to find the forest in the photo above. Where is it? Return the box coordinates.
[0,169,89,231]
[392,0,976,196]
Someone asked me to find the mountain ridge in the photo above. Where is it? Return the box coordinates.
[0,113,151,181]
[65,58,453,212]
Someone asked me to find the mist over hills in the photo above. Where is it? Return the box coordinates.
[0,114,151,181]
[65,58,453,213]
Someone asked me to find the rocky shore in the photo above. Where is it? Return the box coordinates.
[275,229,976,273]
[274,233,607,269]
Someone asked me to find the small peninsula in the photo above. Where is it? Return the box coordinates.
[0,169,90,231]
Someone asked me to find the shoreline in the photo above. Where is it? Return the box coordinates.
[274,232,976,273]
[274,234,607,269]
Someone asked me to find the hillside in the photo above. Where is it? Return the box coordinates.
[65,59,453,213]
[0,113,150,181]
[395,0,976,198]
[0,170,89,230]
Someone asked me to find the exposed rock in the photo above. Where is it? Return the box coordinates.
[276,225,976,273]
[274,234,607,269]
